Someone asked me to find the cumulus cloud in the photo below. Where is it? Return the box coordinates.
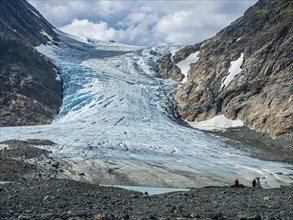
[28,0,130,26]
[28,0,257,46]
[60,19,117,42]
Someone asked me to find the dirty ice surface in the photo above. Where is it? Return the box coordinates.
[1,32,292,188]
[220,53,244,90]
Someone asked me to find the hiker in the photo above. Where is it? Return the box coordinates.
[256,177,261,188]
[252,179,256,188]
[231,178,244,188]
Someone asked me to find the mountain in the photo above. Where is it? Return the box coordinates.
[1,31,292,187]
[157,0,293,149]
[0,0,292,187]
[0,0,62,126]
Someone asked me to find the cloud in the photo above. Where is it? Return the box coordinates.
[28,0,257,46]
[28,0,131,26]
[60,19,117,42]
[96,0,129,17]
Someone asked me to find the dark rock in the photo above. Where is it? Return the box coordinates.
[208,212,224,220]
[239,214,262,220]
[51,162,59,168]
[0,0,62,126]
[156,53,184,82]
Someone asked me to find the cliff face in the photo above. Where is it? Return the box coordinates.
[0,0,62,126]
[156,44,202,82]
[159,0,293,139]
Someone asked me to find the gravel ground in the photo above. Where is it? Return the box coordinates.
[0,139,61,182]
[0,139,292,220]
[210,127,293,164]
[0,178,292,220]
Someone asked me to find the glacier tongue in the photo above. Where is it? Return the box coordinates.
[1,32,292,188]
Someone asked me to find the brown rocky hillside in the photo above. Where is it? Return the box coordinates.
[157,0,293,145]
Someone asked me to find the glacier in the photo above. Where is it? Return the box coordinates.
[1,31,292,188]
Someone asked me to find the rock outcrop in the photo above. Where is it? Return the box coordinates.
[156,44,201,82]
[158,0,293,141]
[0,0,62,126]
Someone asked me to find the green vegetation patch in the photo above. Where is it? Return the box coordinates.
[256,9,269,17]
[279,7,293,18]
[268,6,293,33]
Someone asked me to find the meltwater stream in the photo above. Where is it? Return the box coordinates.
[1,32,292,188]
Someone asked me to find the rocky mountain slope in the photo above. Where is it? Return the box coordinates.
[0,0,62,126]
[157,0,292,147]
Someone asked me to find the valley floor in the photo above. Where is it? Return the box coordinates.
[0,178,292,220]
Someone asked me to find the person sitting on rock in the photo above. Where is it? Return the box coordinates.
[231,178,239,187]
[231,178,244,188]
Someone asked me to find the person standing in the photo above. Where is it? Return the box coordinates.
[252,179,256,188]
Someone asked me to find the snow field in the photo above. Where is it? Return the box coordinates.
[188,114,244,131]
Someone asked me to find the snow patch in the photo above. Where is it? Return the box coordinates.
[28,8,39,18]
[170,47,180,62]
[220,53,244,90]
[55,74,62,81]
[35,44,58,59]
[188,114,244,131]
[40,30,53,42]
[176,51,200,83]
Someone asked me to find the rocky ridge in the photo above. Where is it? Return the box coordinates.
[157,0,293,147]
[0,0,63,126]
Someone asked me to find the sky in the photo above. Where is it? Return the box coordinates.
[28,0,258,46]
